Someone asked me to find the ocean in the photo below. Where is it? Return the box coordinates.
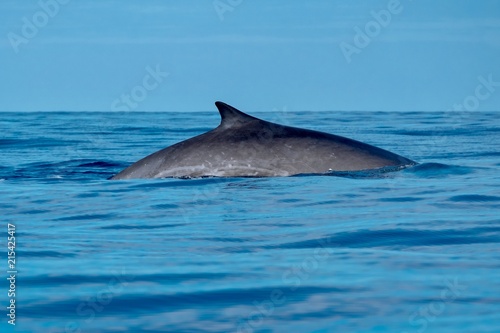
[1,110,499,333]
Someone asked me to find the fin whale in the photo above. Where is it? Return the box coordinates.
[110,102,416,179]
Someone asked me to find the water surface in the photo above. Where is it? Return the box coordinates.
[1,110,499,333]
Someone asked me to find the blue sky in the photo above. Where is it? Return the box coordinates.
[1,0,499,111]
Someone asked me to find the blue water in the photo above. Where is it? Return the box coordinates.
[1,110,499,333]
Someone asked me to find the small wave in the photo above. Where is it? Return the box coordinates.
[22,272,233,287]
[112,126,150,132]
[273,227,500,250]
[99,223,186,230]
[18,250,76,258]
[0,138,73,148]
[21,285,358,317]
[390,128,477,136]
[379,196,424,202]
[7,159,119,180]
[53,213,115,222]
[465,151,500,158]
[406,163,474,177]
[78,161,121,168]
[448,194,500,202]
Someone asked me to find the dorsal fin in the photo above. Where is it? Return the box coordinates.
[215,101,260,128]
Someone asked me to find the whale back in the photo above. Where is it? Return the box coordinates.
[110,102,415,179]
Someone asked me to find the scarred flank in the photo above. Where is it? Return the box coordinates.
[110,102,416,179]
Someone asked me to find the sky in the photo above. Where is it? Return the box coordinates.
[1,0,499,112]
